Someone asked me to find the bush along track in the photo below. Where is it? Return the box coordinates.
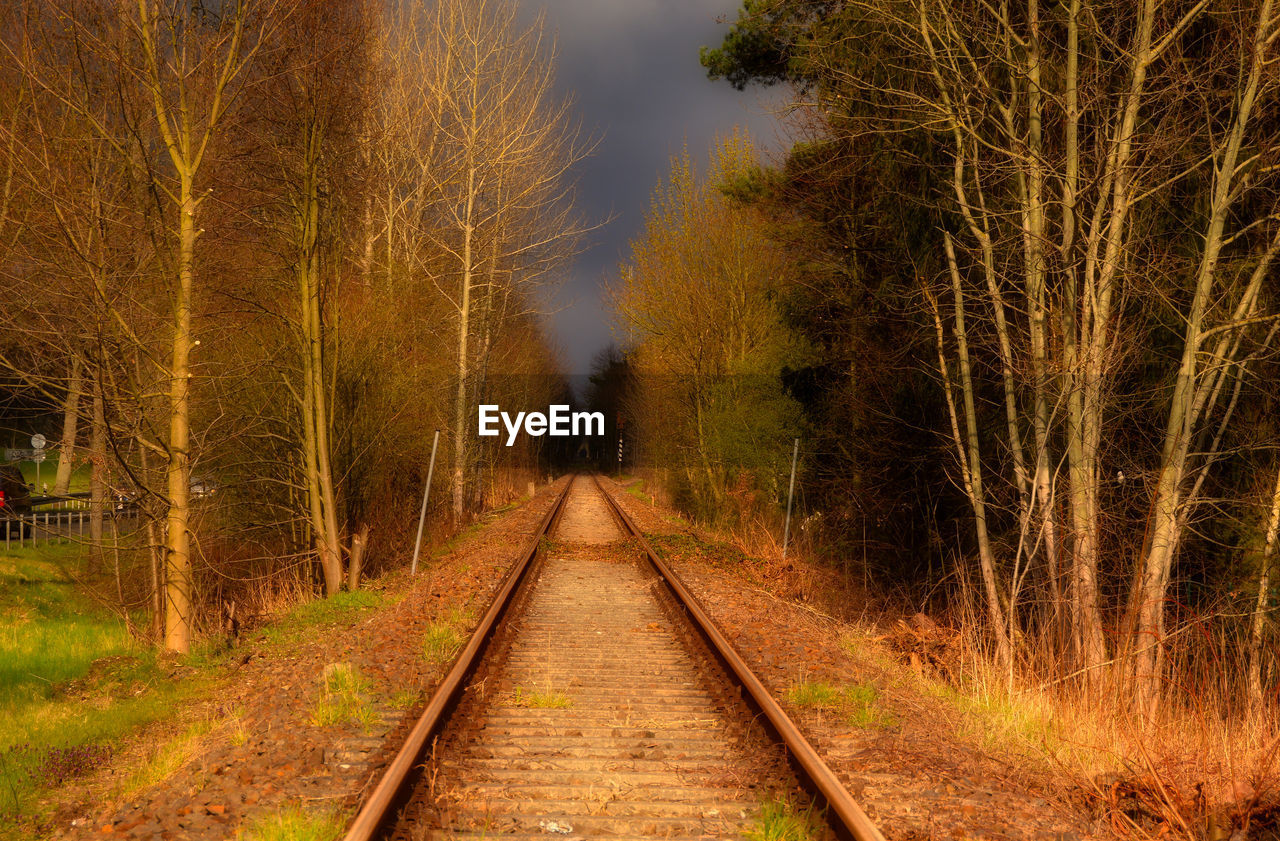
[24,479,569,841]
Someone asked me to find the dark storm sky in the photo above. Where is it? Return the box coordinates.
[517,0,785,375]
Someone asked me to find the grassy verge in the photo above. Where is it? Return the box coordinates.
[0,545,214,835]
[257,589,386,651]
[0,544,392,838]
[17,459,92,495]
[623,477,648,501]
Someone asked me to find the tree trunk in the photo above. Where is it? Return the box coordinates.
[89,377,106,567]
[1129,0,1270,710]
[1249,464,1280,708]
[452,164,477,523]
[943,234,1012,674]
[296,125,343,596]
[348,523,369,591]
[54,357,83,496]
[164,177,195,655]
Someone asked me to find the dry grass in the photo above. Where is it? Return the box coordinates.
[613,475,1280,838]
[114,718,215,799]
[857,612,1280,839]
[511,685,573,709]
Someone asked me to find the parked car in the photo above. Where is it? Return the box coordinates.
[0,465,32,537]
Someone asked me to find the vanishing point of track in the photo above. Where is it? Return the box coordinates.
[342,475,885,841]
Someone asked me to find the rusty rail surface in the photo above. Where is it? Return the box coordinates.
[592,474,887,841]
[341,479,572,841]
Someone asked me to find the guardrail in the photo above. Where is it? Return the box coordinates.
[2,509,95,551]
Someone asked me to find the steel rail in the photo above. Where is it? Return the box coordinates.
[341,479,572,841]
[593,475,887,841]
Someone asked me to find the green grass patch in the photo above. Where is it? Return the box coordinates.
[746,798,816,841]
[237,802,347,841]
[388,688,418,710]
[310,663,377,730]
[259,589,386,649]
[0,550,134,702]
[0,547,214,834]
[512,686,572,709]
[421,624,463,665]
[786,681,896,730]
[442,604,477,628]
[116,718,215,798]
[0,546,399,836]
[420,602,476,666]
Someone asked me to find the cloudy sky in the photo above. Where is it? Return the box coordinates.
[516,0,786,375]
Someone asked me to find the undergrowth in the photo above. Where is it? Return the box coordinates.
[0,547,214,835]
[840,624,1280,838]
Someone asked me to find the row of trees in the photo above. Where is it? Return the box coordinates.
[613,132,805,522]
[0,0,580,653]
[615,0,1280,717]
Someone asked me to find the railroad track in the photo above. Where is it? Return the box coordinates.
[343,475,885,841]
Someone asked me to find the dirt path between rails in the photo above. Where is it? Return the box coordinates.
[41,478,570,841]
[598,476,1106,841]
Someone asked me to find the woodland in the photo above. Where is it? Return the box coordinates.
[605,0,1280,744]
[0,0,581,653]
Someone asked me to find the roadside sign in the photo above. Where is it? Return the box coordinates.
[4,448,36,461]
[32,451,46,463]
[31,434,46,450]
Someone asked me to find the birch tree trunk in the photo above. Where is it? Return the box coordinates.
[54,357,82,495]
[134,0,254,654]
[163,173,195,655]
[452,163,476,523]
[1129,0,1273,710]
[295,122,344,595]
[89,377,106,566]
[1249,464,1280,708]
[943,233,1012,673]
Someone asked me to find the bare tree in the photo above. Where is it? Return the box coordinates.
[384,0,586,523]
[811,0,1280,707]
